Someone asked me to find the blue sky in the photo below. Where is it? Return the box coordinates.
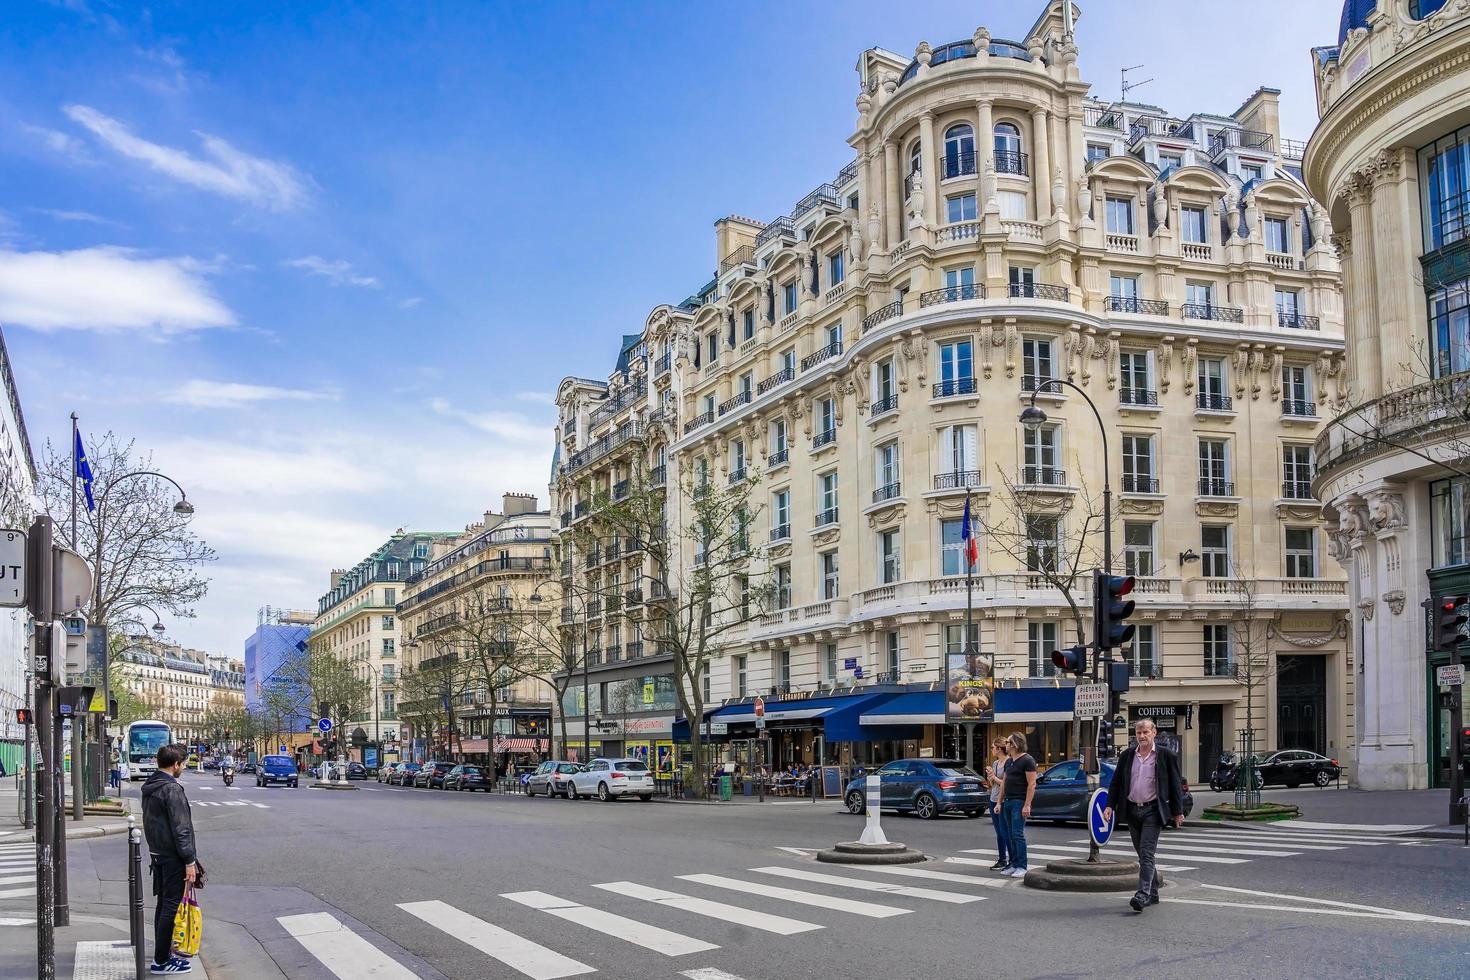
[0,0,1341,655]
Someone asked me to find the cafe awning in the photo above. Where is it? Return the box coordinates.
[859,691,943,726]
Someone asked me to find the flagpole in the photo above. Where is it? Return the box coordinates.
[69,414,79,549]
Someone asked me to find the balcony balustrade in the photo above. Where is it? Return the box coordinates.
[1278,311,1320,330]
[932,377,977,399]
[1281,480,1315,500]
[1019,466,1066,487]
[941,150,977,179]
[872,482,902,503]
[920,283,985,307]
[758,366,795,395]
[683,410,714,435]
[719,244,756,273]
[1010,282,1070,302]
[1121,474,1160,493]
[863,300,904,334]
[1182,302,1243,323]
[1197,478,1236,497]
[812,428,837,450]
[767,448,789,468]
[995,149,1029,175]
[933,469,981,490]
[1196,392,1234,412]
[718,391,752,416]
[871,394,899,417]
[1282,399,1317,418]
[1107,296,1170,316]
[1119,388,1158,407]
[801,342,842,371]
[814,508,839,528]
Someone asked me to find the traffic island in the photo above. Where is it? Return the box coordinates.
[1203,801,1300,822]
[816,841,926,865]
[1023,857,1155,892]
[309,781,360,791]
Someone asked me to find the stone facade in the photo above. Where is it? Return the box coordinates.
[1306,0,1470,789]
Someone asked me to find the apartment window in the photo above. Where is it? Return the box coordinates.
[382,638,395,656]
[944,123,975,177]
[908,140,923,183]
[1121,433,1155,493]
[1282,365,1312,416]
[1124,521,1155,577]
[1160,152,1183,170]
[702,393,715,417]
[731,438,746,476]
[784,281,798,314]
[1186,282,1215,310]
[382,665,395,683]
[382,615,395,630]
[1201,525,1231,577]
[1120,350,1151,402]
[1430,278,1470,378]
[820,551,841,601]
[946,193,978,223]
[771,418,788,456]
[998,190,1028,220]
[1009,265,1036,296]
[879,529,901,584]
[876,440,900,495]
[819,471,839,523]
[828,251,845,288]
[1283,444,1314,498]
[938,340,973,391]
[1181,206,1208,244]
[994,121,1023,161]
[944,266,976,291]
[1110,274,1139,300]
[945,623,980,655]
[1204,624,1232,676]
[1198,357,1227,401]
[1086,143,1110,162]
[884,631,901,677]
[782,347,797,374]
[826,320,843,348]
[1105,196,1135,235]
[775,563,792,609]
[816,397,836,443]
[1265,216,1290,253]
[742,308,755,341]
[1275,288,1301,320]
[940,519,970,576]
[823,643,839,683]
[384,588,396,605]
[1199,439,1230,494]
[938,424,979,478]
[1023,424,1059,484]
[1027,622,1059,677]
[1022,336,1054,389]
[1128,625,1158,678]
[706,332,718,364]
[773,490,791,538]
[702,669,711,703]
[734,655,747,698]
[1025,516,1060,573]
[1285,527,1317,578]
[776,650,791,691]
[739,372,754,399]
[874,359,896,409]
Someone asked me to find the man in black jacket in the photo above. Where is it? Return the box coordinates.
[1103,718,1185,912]
[141,744,198,974]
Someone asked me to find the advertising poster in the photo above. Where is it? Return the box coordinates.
[945,648,994,723]
[655,742,674,776]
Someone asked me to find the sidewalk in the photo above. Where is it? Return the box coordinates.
[1189,785,1465,837]
[0,773,135,844]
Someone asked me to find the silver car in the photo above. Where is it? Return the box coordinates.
[527,760,582,798]
[567,758,655,802]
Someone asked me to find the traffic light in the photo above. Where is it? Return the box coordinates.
[1435,596,1468,651]
[1050,644,1088,676]
[1094,571,1137,652]
[1459,726,1470,757]
[15,708,31,725]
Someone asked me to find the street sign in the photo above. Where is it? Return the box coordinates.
[317,718,333,733]
[0,528,25,608]
[279,744,288,753]
[52,546,92,615]
[1438,664,1465,687]
[1074,683,1109,718]
[1088,787,1114,846]
[756,717,766,730]
[707,722,728,735]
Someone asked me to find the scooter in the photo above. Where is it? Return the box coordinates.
[222,765,235,788]
[1208,752,1237,792]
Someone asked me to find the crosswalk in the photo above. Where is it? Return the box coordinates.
[0,842,33,900]
[190,798,271,808]
[275,855,997,979]
[957,822,1436,873]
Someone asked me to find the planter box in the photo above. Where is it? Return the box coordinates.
[1202,802,1301,822]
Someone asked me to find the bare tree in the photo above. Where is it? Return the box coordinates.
[498,571,582,758]
[266,642,371,762]
[446,579,536,763]
[396,651,463,760]
[577,467,769,798]
[1220,569,1277,805]
[37,431,214,627]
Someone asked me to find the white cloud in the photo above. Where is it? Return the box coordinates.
[31,208,121,226]
[397,296,423,309]
[63,104,307,210]
[165,379,339,409]
[0,245,234,333]
[152,437,391,499]
[24,123,89,158]
[283,256,380,288]
[428,397,549,444]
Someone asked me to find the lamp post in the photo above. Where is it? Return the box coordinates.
[1020,377,1113,861]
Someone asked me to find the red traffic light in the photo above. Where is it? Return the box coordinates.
[15,708,32,724]
[1050,645,1088,676]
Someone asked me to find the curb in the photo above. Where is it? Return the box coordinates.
[1,822,133,844]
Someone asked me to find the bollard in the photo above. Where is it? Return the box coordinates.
[129,818,145,980]
[857,774,888,846]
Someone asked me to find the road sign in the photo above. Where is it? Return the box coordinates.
[317,717,333,733]
[1088,787,1114,846]
[1074,683,1109,718]
[52,546,92,615]
[279,744,288,753]
[706,722,728,735]
[0,529,25,608]
[1438,664,1465,687]
[753,696,765,718]
[756,717,766,730]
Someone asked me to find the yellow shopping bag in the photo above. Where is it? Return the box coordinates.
[171,885,202,957]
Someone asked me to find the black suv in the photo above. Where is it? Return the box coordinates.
[413,760,455,789]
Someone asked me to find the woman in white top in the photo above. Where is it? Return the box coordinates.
[985,739,1011,871]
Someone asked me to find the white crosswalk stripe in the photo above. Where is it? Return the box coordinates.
[0,875,32,886]
[749,866,984,904]
[0,887,35,899]
[399,900,595,979]
[849,864,1007,887]
[278,911,419,979]
[675,873,909,918]
[1086,840,1303,858]
[950,849,1201,873]
[502,890,718,956]
[593,881,822,935]
[1147,833,1343,851]
[681,970,748,980]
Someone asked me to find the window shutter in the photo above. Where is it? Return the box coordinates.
[961,426,978,473]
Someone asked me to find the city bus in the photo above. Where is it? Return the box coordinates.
[123,720,172,779]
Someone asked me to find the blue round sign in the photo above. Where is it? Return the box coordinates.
[317,718,333,733]
[1088,787,1114,846]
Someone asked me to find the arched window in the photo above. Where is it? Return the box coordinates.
[944,124,975,179]
[995,122,1026,175]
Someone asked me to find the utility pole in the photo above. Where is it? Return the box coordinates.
[69,413,83,822]
[29,516,56,978]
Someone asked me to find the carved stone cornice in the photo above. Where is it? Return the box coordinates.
[866,502,905,529]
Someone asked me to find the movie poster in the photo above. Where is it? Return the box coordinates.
[945,649,994,723]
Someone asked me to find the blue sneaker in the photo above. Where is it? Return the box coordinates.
[149,957,193,974]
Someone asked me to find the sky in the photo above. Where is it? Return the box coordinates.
[0,0,1344,656]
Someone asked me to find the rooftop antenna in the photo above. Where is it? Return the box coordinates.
[1121,64,1152,103]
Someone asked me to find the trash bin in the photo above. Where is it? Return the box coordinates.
[719,775,733,801]
[742,777,754,796]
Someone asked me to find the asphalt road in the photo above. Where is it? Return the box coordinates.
[15,770,1470,979]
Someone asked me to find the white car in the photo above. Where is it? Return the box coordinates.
[567,758,655,802]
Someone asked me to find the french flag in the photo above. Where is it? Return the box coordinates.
[961,495,978,569]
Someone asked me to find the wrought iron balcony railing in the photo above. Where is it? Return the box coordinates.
[1106,295,1170,316]
[1197,478,1236,497]
[801,342,842,372]
[933,377,977,399]
[1119,388,1158,406]
[920,283,985,307]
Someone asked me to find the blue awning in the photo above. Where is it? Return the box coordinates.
[994,685,1074,722]
[675,692,900,742]
[859,691,943,726]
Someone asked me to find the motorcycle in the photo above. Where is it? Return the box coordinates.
[222,765,235,788]
[1208,752,1263,791]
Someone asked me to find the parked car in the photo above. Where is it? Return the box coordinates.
[388,762,421,786]
[1254,750,1341,789]
[240,762,257,774]
[844,759,987,820]
[527,760,583,798]
[255,754,299,788]
[377,762,401,783]
[567,758,655,801]
[443,764,492,792]
[414,761,456,789]
[1022,758,1195,824]
[345,762,368,781]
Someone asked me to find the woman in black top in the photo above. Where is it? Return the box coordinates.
[994,733,1038,876]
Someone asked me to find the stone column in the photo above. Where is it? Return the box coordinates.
[976,99,994,211]
[1369,149,1419,392]
[919,112,939,230]
[1030,107,1051,221]
[884,139,901,249]
[1344,170,1383,400]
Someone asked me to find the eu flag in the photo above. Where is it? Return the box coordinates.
[75,430,95,512]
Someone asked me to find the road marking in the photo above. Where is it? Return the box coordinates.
[0,917,36,926]
[1166,898,1419,920]
[1148,833,1343,851]
[949,850,1200,873]
[1268,820,1430,834]
[0,888,35,899]
[1215,829,1400,845]
[963,843,1248,865]
[675,873,908,918]
[503,890,717,956]
[278,911,419,979]
[774,847,818,856]
[852,864,1007,887]
[593,881,821,935]
[0,875,33,886]
[680,970,748,980]
[398,900,595,978]
[750,866,983,904]
[1091,840,1302,858]
[1197,883,1470,927]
